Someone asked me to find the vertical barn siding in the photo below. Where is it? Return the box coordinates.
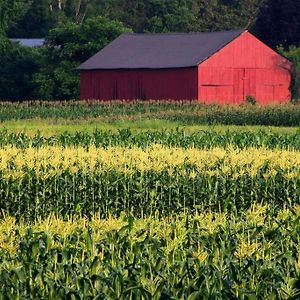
[80,68,198,100]
[198,32,293,104]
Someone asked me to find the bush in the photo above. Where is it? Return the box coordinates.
[246,95,257,105]
[278,45,300,100]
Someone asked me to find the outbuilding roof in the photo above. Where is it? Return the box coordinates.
[10,38,45,47]
[78,29,245,70]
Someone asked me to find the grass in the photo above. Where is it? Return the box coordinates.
[0,118,299,136]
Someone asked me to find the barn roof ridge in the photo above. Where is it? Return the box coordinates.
[78,29,246,70]
[121,29,246,36]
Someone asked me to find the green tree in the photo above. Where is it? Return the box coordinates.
[0,36,41,100]
[144,0,194,33]
[34,16,131,99]
[191,0,264,32]
[113,0,147,33]
[7,0,58,38]
[278,46,300,100]
[254,0,300,48]
[0,0,31,33]
[6,0,267,38]
[42,0,116,23]
[7,0,109,38]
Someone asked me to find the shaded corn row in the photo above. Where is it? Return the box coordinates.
[1,129,300,149]
[1,169,300,220]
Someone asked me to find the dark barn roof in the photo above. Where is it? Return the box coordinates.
[78,29,245,70]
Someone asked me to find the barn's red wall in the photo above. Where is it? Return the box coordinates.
[80,68,198,100]
[198,31,293,104]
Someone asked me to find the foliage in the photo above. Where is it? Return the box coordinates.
[0,0,30,34]
[137,0,195,33]
[193,0,264,31]
[7,0,58,38]
[7,0,111,37]
[45,16,132,62]
[0,37,41,100]
[253,0,300,48]
[246,95,257,105]
[5,0,265,35]
[278,46,300,100]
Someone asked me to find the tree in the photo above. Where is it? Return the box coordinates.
[46,0,93,23]
[254,0,300,48]
[8,0,106,38]
[0,0,31,33]
[191,0,265,32]
[143,0,194,33]
[112,0,147,33]
[34,16,132,99]
[43,0,118,24]
[7,0,58,38]
[0,36,41,100]
[278,46,300,100]
[6,0,267,38]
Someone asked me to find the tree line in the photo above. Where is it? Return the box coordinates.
[0,0,300,100]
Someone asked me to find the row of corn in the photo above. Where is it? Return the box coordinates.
[1,145,300,219]
[1,128,300,149]
[1,101,300,126]
[1,206,300,299]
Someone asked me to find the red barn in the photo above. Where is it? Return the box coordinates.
[78,30,293,104]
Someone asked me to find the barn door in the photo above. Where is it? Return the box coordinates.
[233,69,245,104]
[233,68,256,104]
[244,69,256,101]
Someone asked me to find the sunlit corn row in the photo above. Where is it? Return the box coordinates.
[1,145,300,219]
[1,144,300,177]
[1,205,300,299]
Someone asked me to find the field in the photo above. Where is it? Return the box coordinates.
[1,101,300,299]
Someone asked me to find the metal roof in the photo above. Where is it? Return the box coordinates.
[10,39,45,47]
[78,29,245,70]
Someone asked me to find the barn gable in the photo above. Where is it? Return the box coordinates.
[198,31,293,104]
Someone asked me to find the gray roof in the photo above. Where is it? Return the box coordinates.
[78,29,245,70]
[10,38,45,47]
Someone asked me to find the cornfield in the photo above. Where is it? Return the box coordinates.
[1,101,300,298]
